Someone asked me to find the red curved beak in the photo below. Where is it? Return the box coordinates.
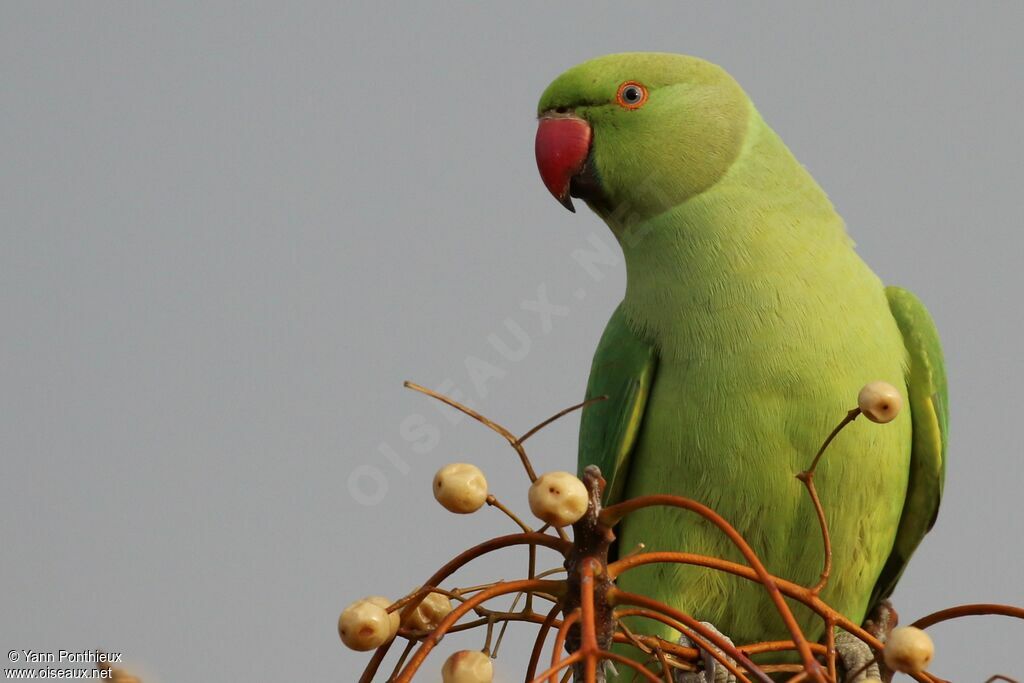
[535,115,592,212]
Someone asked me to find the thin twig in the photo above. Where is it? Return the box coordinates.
[796,407,859,596]
[404,380,573,541]
[796,470,832,597]
[487,494,533,533]
[387,639,418,681]
[517,395,607,444]
[805,408,861,475]
[404,380,537,479]
[491,589,525,658]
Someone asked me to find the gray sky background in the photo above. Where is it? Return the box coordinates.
[2,3,1021,681]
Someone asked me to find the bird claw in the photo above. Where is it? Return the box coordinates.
[835,630,881,682]
[674,622,737,683]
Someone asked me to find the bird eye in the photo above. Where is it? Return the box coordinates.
[616,81,648,109]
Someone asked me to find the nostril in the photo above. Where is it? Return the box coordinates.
[555,106,569,114]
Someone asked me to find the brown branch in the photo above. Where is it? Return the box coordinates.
[601,496,822,681]
[394,579,564,682]
[611,599,764,683]
[529,652,583,683]
[551,610,581,683]
[823,618,837,683]
[387,639,418,681]
[580,560,600,682]
[487,494,533,533]
[597,650,663,683]
[526,602,564,683]
[911,603,1024,629]
[805,408,860,475]
[795,471,832,597]
[796,407,860,596]
[400,609,556,638]
[608,550,939,683]
[358,533,568,683]
[517,395,607,444]
[653,643,677,683]
[404,380,538,480]
[404,380,573,541]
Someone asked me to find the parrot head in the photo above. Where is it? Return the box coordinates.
[536,53,751,224]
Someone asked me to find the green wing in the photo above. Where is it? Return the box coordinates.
[870,286,949,607]
[578,303,658,508]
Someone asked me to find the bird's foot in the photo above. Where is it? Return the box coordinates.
[862,600,899,682]
[863,599,899,642]
[674,622,736,683]
[835,630,881,682]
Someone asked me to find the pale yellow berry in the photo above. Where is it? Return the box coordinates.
[433,463,488,514]
[883,626,934,674]
[338,596,399,651]
[528,471,589,527]
[858,381,903,424]
[403,590,454,631]
[441,650,493,683]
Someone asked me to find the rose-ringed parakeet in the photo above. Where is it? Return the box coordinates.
[534,53,947,675]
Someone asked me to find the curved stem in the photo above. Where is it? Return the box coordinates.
[598,650,662,683]
[517,395,607,444]
[394,579,564,682]
[601,495,822,680]
[551,610,580,683]
[487,494,533,533]
[528,652,582,683]
[405,380,536,479]
[805,408,860,475]
[795,408,860,597]
[823,618,836,683]
[612,627,830,662]
[607,549,936,683]
[357,646,391,683]
[653,643,676,683]
[392,533,568,624]
[911,603,1024,629]
[579,560,599,682]
[387,639,417,681]
[404,380,572,540]
[795,471,832,596]
[526,602,564,683]
[614,609,750,683]
[612,595,766,683]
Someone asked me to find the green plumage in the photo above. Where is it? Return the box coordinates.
[538,53,947,664]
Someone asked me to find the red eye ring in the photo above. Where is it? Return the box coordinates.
[616,81,648,109]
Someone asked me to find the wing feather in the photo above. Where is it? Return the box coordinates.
[577,304,658,507]
[870,286,948,606]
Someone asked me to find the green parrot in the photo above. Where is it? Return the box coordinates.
[534,53,947,675]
